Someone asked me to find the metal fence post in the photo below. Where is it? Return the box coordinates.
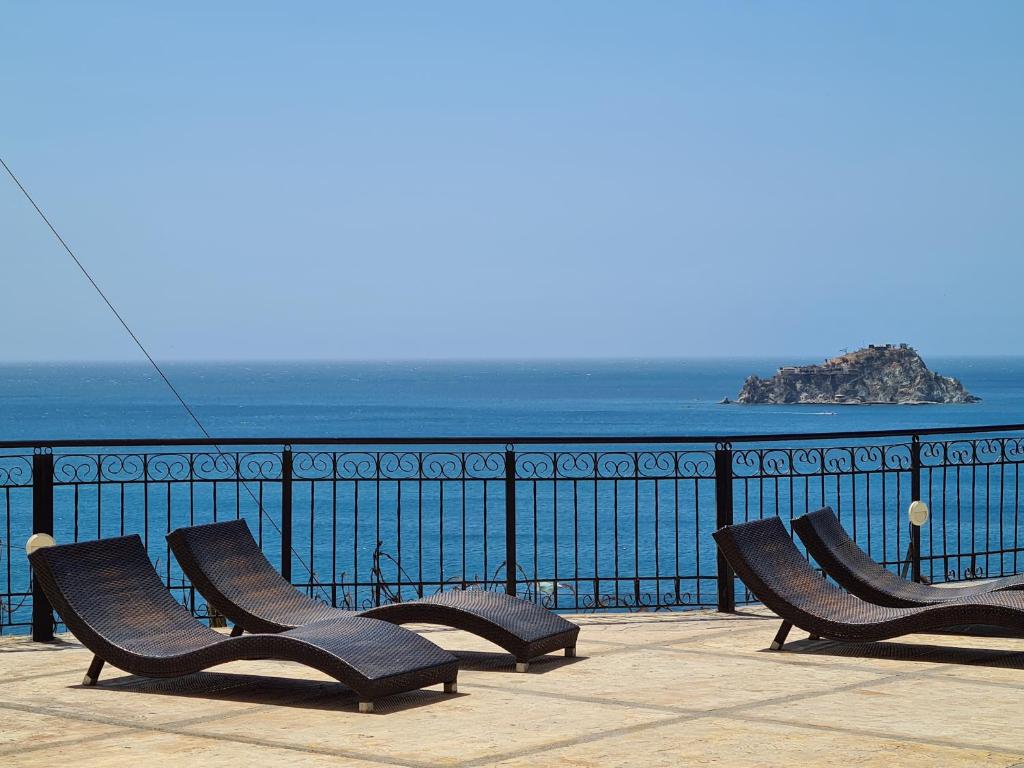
[714,444,735,613]
[281,446,293,583]
[910,434,922,583]
[504,446,517,597]
[32,450,55,642]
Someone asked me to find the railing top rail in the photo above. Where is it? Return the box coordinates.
[2,422,1024,450]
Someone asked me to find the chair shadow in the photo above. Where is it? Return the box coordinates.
[0,637,83,654]
[451,650,584,673]
[87,670,463,714]
[779,637,1024,669]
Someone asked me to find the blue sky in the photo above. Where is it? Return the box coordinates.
[2,2,1022,360]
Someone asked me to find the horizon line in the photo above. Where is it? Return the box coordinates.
[2,352,1023,365]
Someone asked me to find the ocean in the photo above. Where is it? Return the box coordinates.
[2,356,1022,441]
[3,357,1024,629]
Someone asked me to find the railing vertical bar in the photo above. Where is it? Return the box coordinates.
[96,453,102,540]
[460,461,467,588]
[417,453,424,599]
[552,467,559,609]
[439,478,445,596]
[309,479,316,597]
[714,445,734,613]
[347,476,354,609]
[910,435,921,583]
[31,451,54,642]
[504,447,517,597]
[572,476,580,610]
[612,477,620,605]
[633,452,640,607]
[281,447,293,583]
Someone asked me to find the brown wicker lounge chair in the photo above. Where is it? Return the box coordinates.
[713,516,1024,650]
[168,520,579,671]
[29,535,459,712]
[793,506,1024,607]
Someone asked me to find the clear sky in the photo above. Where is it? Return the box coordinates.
[2,2,1022,361]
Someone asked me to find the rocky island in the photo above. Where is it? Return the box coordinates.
[733,344,980,405]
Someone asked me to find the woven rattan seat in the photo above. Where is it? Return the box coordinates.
[168,520,579,670]
[794,506,1024,607]
[713,516,1024,650]
[29,535,458,712]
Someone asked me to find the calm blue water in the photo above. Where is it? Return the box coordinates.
[3,357,1024,630]
[2,357,1022,440]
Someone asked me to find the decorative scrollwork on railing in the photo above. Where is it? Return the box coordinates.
[677,451,715,478]
[145,453,192,482]
[852,445,884,472]
[98,453,146,482]
[515,450,716,481]
[191,452,238,481]
[919,436,1024,468]
[945,440,977,467]
[333,452,378,480]
[422,452,465,480]
[576,589,695,612]
[53,454,101,483]
[974,438,1003,465]
[517,452,555,479]
[881,444,912,471]
[293,451,336,480]
[947,566,986,581]
[635,451,677,478]
[237,452,282,480]
[732,443,913,478]
[1004,438,1024,464]
[555,452,596,479]
[463,451,504,479]
[378,452,420,479]
[598,452,636,478]
[0,456,32,487]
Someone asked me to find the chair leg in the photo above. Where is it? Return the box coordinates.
[770,620,793,651]
[230,625,243,637]
[358,701,374,713]
[808,633,820,641]
[565,646,577,658]
[444,680,458,694]
[83,655,104,686]
[515,661,530,673]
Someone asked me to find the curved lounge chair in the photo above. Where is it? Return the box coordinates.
[793,506,1024,607]
[167,520,579,671]
[29,535,458,712]
[713,516,1024,650]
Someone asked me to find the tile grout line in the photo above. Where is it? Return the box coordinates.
[444,645,1024,766]
[721,710,1024,758]
[0,699,433,768]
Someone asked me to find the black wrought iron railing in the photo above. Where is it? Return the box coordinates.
[3,424,1024,637]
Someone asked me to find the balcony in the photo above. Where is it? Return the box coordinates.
[4,608,1024,765]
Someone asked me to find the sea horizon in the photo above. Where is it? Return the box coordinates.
[3,356,1023,442]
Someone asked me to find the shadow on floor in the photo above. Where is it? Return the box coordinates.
[780,637,1024,669]
[451,650,583,673]
[0,637,83,654]
[85,670,463,714]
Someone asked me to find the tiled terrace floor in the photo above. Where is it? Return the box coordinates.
[4,609,1024,766]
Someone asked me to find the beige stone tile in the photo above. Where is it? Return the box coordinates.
[481,646,884,710]
[181,683,677,765]
[3,730,385,768]
[5,611,1024,767]
[2,662,351,726]
[0,709,122,755]
[752,675,1024,755]
[0,637,89,680]
[488,716,1024,768]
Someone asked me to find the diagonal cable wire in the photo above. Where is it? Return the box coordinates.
[1,155,326,596]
